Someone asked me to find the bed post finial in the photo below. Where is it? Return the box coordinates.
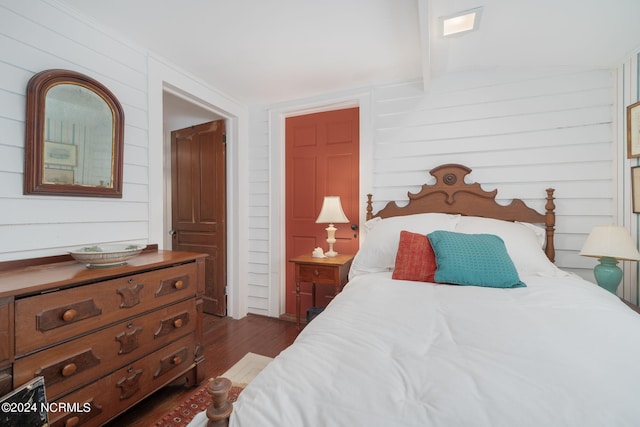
[366,194,373,221]
[206,377,233,427]
[545,188,556,263]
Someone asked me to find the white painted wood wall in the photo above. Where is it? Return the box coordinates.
[0,0,637,317]
[370,68,614,279]
[247,67,620,316]
[247,107,271,313]
[620,52,640,305]
[0,0,150,261]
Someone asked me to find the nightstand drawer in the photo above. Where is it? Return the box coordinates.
[296,264,338,284]
[289,254,354,329]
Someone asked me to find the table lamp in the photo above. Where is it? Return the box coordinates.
[579,225,640,294]
[315,196,349,257]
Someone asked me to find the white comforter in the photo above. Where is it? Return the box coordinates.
[198,273,640,426]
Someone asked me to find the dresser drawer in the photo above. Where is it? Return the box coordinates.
[48,333,196,427]
[14,298,196,400]
[0,297,11,364]
[0,366,11,397]
[15,264,196,356]
[297,264,339,284]
[15,262,196,355]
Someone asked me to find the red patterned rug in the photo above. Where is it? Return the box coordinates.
[152,381,244,427]
[152,353,273,426]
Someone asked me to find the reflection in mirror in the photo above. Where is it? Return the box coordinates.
[44,84,114,187]
[24,69,124,197]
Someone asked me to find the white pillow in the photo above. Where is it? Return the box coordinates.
[516,221,546,248]
[454,216,561,276]
[349,213,460,280]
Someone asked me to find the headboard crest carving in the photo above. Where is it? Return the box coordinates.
[441,171,458,186]
[412,164,497,205]
[366,163,556,262]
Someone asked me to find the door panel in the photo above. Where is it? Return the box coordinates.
[285,107,359,316]
[171,120,226,316]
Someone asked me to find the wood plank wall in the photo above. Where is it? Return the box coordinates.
[247,67,616,315]
[247,108,271,314]
[0,1,632,313]
[0,0,150,261]
[620,51,640,304]
[370,68,614,280]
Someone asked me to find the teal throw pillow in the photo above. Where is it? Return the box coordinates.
[427,230,526,288]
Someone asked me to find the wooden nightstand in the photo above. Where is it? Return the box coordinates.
[289,254,354,329]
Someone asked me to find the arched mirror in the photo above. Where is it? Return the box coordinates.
[24,69,124,197]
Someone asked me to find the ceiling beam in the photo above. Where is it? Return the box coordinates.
[417,0,431,91]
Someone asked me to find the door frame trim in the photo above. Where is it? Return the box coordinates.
[268,90,373,317]
[148,55,250,319]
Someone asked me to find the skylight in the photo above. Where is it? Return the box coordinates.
[441,8,482,37]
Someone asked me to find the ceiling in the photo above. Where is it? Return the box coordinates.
[58,0,640,106]
[162,91,222,132]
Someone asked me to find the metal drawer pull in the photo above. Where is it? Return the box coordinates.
[173,318,183,328]
[172,355,182,365]
[174,280,184,290]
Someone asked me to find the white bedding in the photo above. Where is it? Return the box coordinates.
[212,272,640,427]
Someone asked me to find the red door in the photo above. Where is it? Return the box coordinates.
[285,107,360,316]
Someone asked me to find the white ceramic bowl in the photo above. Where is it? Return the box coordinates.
[69,244,146,267]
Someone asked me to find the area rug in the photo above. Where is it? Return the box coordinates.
[152,353,273,427]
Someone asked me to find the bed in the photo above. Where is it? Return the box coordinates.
[196,163,640,427]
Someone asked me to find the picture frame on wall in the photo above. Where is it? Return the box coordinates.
[43,168,74,185]
[632,166,640,213]
[44,141,77,166]
[627,101,640,158]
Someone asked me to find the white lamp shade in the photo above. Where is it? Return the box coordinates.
[315,196,349,224]
[579,225,640,261]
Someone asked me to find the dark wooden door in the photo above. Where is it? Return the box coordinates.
[285,107,360,316]
[171,120,226,316]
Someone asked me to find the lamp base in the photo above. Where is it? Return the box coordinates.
[594,256,623,294]
[325,224,338,257]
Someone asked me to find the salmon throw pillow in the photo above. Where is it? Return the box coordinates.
[392,230,437,282]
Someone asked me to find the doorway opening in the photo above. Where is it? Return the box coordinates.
[163,91,227,316]
[268,95,372,319]
[284,107,360,319]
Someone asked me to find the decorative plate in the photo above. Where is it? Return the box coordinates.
[69,244,146,268]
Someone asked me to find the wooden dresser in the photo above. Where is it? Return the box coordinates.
[0,248,207,426]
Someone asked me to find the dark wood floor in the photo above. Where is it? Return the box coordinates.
[106,314,299,427]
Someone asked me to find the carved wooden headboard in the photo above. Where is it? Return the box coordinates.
[366,164,556,262]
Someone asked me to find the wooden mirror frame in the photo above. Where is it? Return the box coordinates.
[24,69,124,197]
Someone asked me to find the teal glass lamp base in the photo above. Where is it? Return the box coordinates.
[594,256,623,294]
